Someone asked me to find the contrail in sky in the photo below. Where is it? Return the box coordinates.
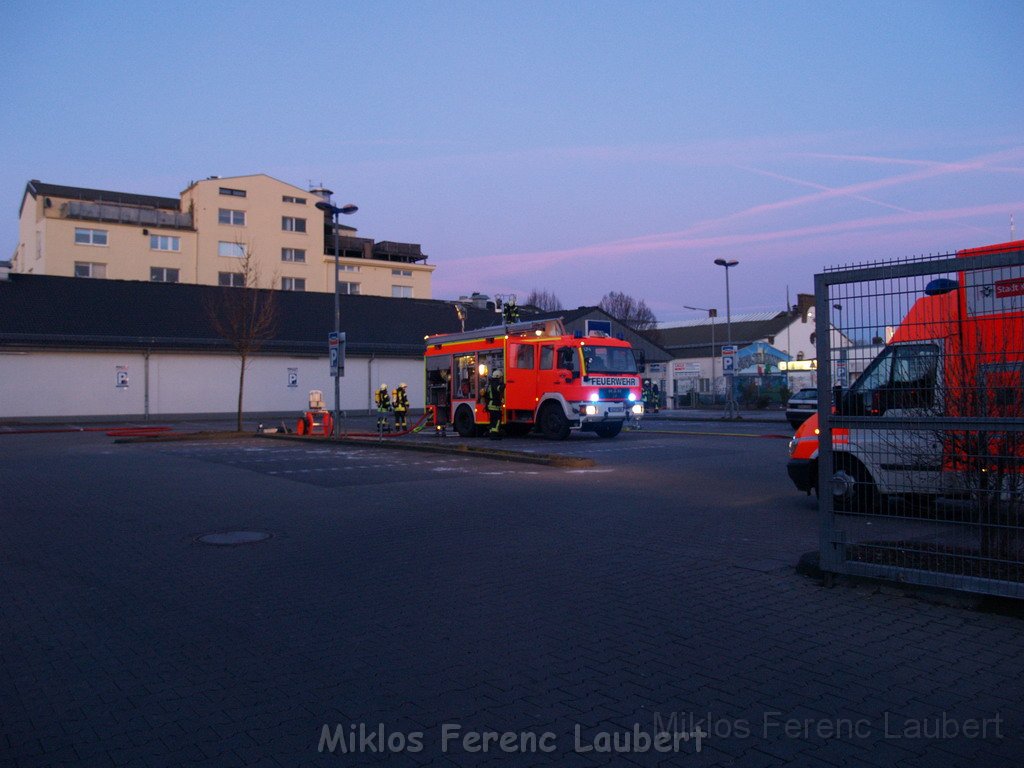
[447,146,1024,274]
[446,201,1024,279]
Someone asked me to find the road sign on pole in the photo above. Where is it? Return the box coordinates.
[721,344,738,377]
[328,332,346,377]
[328,334,338,376]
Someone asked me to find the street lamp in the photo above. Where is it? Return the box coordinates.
[714,258,740,418]
[316,199,359,437]
[683,305,718,406]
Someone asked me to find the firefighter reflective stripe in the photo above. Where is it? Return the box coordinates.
[484,382,504,411]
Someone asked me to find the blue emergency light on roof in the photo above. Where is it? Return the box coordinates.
[573,331,583,338]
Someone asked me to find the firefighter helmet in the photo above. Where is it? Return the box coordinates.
[491,369,503,379]
[379,383,388,391]
[399,383,407,389]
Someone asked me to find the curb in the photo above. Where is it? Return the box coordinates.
[112,431,255,444]
[256,432,597,468]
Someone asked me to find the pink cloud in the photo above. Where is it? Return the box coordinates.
[444,201,1024,279]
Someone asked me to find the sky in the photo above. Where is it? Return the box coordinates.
[2,1,1022,325]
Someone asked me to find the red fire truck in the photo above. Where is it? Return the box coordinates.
[425,318,644,439]
[787,239,1024,508]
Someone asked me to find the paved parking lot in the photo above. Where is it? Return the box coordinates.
[1,423,1022,767]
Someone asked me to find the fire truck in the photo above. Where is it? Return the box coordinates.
[787,239,1024,509]
[425,317,644,439]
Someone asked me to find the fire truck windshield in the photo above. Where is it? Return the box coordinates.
[582,345,638,374]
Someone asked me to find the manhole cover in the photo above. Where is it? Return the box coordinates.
[197,531,271,546]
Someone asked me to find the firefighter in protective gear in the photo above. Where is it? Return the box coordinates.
[643,379,657,414]
[483,369,505,439]
[375,383,392,432]
[392,383,409,431]
[502,296,520,324]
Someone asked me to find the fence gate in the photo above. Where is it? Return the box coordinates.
[815,245,1024,598]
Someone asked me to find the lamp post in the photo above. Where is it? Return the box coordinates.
[683,305,718,406]
[315,199,359,437]
[714,258,739,418]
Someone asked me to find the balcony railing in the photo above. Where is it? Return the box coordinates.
[373,241,427,263]
[325,235,374,257]
[62,201,193,230]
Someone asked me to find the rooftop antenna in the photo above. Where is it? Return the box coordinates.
[454,304,467,332]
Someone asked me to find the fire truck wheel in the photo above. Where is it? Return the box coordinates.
[454,405,477,438]
[831,458,879,514]
[539,403,571,440]
[594,422,622,439]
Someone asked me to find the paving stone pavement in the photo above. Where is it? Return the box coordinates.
[0,431,1022,767]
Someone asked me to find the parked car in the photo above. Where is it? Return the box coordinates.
[786,387,818,428]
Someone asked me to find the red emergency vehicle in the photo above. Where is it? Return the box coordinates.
[788,240,1024,508]
[425,318,644,439]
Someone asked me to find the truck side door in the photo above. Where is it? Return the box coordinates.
[504,342,539,416]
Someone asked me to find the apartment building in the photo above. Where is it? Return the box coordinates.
[12,174,435,298]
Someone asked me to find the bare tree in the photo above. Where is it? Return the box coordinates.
[937,321,1024,562]
[205,244,278,431]
[598,291,657,332]
[598,291,661,344]
[523,288,563,311]
[853,313,1024,567]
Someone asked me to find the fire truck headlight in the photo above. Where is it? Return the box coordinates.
[589,393,599,402]
[631,404,643,415]
[628,392,637,402]
[584,404,598,416]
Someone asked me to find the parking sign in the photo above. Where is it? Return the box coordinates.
[328,332,346,376]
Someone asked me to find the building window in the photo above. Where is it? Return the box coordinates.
[218,241,246,258]
[339,282,360,295]
[392,285,413,298]
[282,195,306,204]
[218,271,245,287]
[282,277,306,291]
[150,235,180,251]
[282,216,306,233]
[74,261,106,278]
[339,264,360,272]
[219,187,246,197]
[281,248,305,263]
[391,268,412,277]
[218,208,246,226]
[150,267,180,283]
[74,228,108,246]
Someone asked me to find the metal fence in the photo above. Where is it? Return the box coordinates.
[814,246,1024,598]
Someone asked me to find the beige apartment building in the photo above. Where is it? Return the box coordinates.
[12,174,434,298]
